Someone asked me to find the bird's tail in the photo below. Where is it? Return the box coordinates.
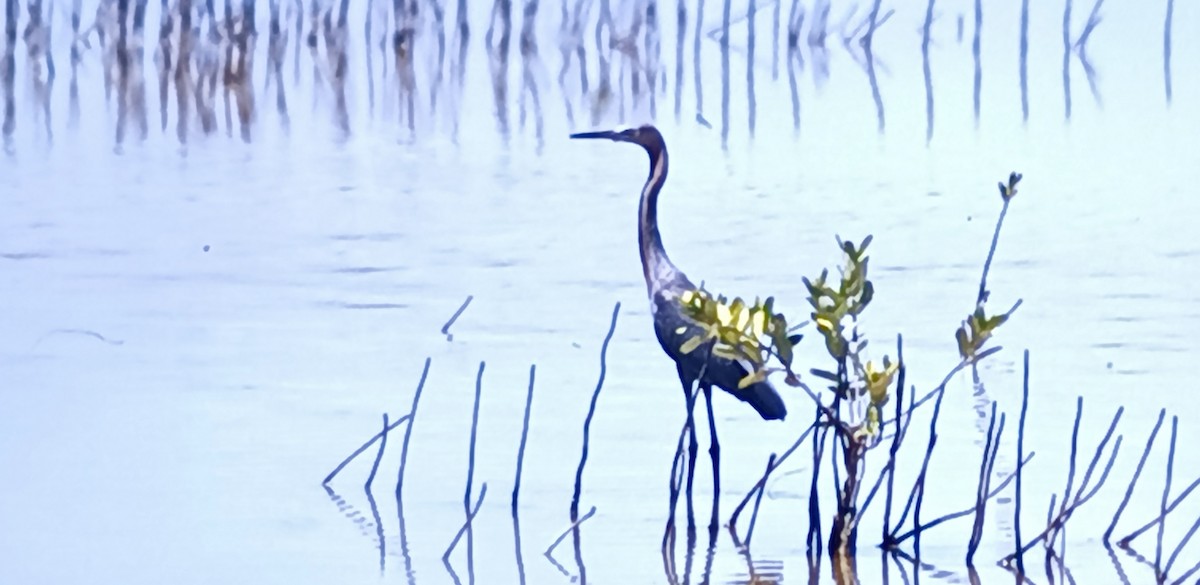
[737,379,787,421]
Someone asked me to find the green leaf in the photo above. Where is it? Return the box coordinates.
[713,346,742,361]
[738,370,766,389]
[680,335,704,355]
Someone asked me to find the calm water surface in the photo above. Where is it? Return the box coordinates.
[2,0,1199,583]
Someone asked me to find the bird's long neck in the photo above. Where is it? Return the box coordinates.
[638,141,681,294]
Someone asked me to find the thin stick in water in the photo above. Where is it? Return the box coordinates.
[570,302,621,520]
[1015,349,1030,575]
[744,453,775,548]
[512,364,536,513]
[1156,416,1177,581]
[1104,408,1165,542]
[396,357,432,498]
[443,483,489,563]
[324,413,411,485]
[442,294,474,340]
[365,413,391,490]
[545,505,598,559]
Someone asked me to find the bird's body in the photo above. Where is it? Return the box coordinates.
[572,124,787,421]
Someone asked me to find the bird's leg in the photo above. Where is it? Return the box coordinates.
[680,376,699,542]
[703,383,721,538]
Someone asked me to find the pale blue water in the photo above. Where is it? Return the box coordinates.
[1,0,1199,583]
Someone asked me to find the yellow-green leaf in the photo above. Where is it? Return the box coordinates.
[679,335,704,355]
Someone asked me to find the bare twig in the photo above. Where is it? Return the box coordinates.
[443,483,488,563]
[1164,510,1200,579]
[744,453,775,548]
[545,505,598,558]
[396,358,432,498]
[512,364,536,514]
[891,453,1033,546]
[1003,406,1125,564]
[967,403,1004,565]
[1156,417,1178,581]
[729,419,817,532]
[887,383,948,543]
[365,413,391,490]
[324,413,411,485]
[461,360,486,581]
[570,302,621,520]
[1118,474,1200,546]
[441,294,474,340]
[1014,349,1030,575]
[1105,409,1165,542]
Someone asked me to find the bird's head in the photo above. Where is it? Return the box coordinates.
[570,124,664,150]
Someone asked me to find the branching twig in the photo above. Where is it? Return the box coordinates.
[890,453,1033,546]
[1002,405,1125,564]
[443,483,488,563]
[1105,409,1165,543]
[729,419,817,532]
[1118,474,1200,546]
[324,413,411,485]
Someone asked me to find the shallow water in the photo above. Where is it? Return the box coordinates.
[2,0,1200,583]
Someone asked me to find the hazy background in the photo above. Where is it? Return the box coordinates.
[2,0,1199,583]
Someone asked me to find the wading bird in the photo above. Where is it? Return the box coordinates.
[570,124,787,532]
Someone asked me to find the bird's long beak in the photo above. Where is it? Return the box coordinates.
[570,130,620,141]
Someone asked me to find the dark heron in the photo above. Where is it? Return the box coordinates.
[571,124,787,533]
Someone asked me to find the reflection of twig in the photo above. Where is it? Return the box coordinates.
[364,417,388,574]
[921,0,934,143]
[971,0,982,124]
[1073,0,1104,50]
[443,483,488,583]
[1063,0,1073,119]
[1164,0,1174,103]
[1019,0,1029,122]
[323,413,411,485]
